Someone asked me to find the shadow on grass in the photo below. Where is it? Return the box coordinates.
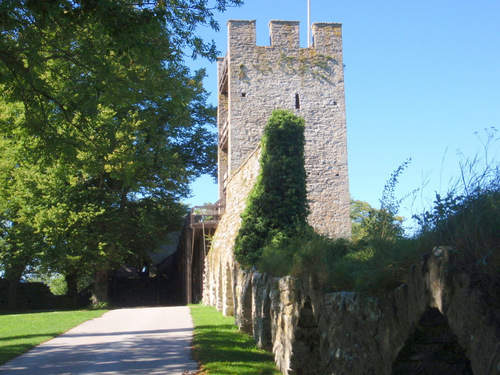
[0,333,60,342]
[192,323,279,375]
[0,343,36,365]
[0,333,61,365]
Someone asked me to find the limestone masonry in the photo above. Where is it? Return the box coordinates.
[217,20,350,238]
[233,247,500,374]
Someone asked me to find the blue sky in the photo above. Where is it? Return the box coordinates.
[184,0,500,227]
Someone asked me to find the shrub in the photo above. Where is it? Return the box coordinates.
[258,230,352,289]
[414,130,500,297]
[329,238,423,295]
[415,180,500,295]
[234,110,308,267]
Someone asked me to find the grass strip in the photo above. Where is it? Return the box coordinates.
[0,309,108,365]
[189,304,280,375]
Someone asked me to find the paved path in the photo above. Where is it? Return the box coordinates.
[0,306,199,374]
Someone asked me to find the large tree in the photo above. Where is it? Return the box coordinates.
[350,199,404,242]
[0,0,242,306]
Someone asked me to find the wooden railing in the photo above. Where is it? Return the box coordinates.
[218,57,228,94]
[219,118,229,150]
[189,200,225,229]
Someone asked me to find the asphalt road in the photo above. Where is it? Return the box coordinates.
[0,306,200,374]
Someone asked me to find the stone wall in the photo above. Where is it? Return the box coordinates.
[203,147,261,316]
[216,247,500,374]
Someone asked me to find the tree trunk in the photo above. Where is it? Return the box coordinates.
[92,268,109,305]
[65,272,79,308]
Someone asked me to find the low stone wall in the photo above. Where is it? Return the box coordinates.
[203,146,261,316]
[208,247,500,374]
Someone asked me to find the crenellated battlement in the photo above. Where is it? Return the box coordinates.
[312,22,343,53]
[227,20,256,47]
[227,19,342,51]
[269,20,300,49]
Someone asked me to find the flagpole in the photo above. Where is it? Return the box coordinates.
[307,0,311,47]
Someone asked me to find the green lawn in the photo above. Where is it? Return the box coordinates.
[0,309,107,365]
[190,304,280,375]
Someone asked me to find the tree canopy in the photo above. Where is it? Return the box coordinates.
[350,199,404,242]
[350,160,413,242]
[0,0,242,305]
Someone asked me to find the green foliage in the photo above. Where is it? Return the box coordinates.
[417,188,500,255]
[260,135,499,299]
[89,301,111,310]
[23,274,68,295]
[258,231,422,295]
[350,160,413,242]
[0,135,46,283]
[0,0,242,303]
[257,158,419,294]
[48,276,68,296]
[326,239,423,295]
[0,309,107,365]
[416,191,500,301]
[258,229,345,277]
[234,110,309,267]
[350,199,405,242]
[189,304,280,374]
[414,132,500,296]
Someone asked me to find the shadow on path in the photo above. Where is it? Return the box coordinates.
[0,306,199,375]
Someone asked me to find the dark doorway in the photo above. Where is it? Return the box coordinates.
[109,251,182,307]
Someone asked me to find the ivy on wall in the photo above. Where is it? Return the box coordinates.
[234,110,309,267]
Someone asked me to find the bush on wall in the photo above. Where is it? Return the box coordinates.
[233,110,309,267]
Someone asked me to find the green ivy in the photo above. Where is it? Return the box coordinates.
[234,110,309,267]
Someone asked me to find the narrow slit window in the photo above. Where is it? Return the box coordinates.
[295,94,300,109]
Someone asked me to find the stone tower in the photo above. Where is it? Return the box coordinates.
[217,20,350,238]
